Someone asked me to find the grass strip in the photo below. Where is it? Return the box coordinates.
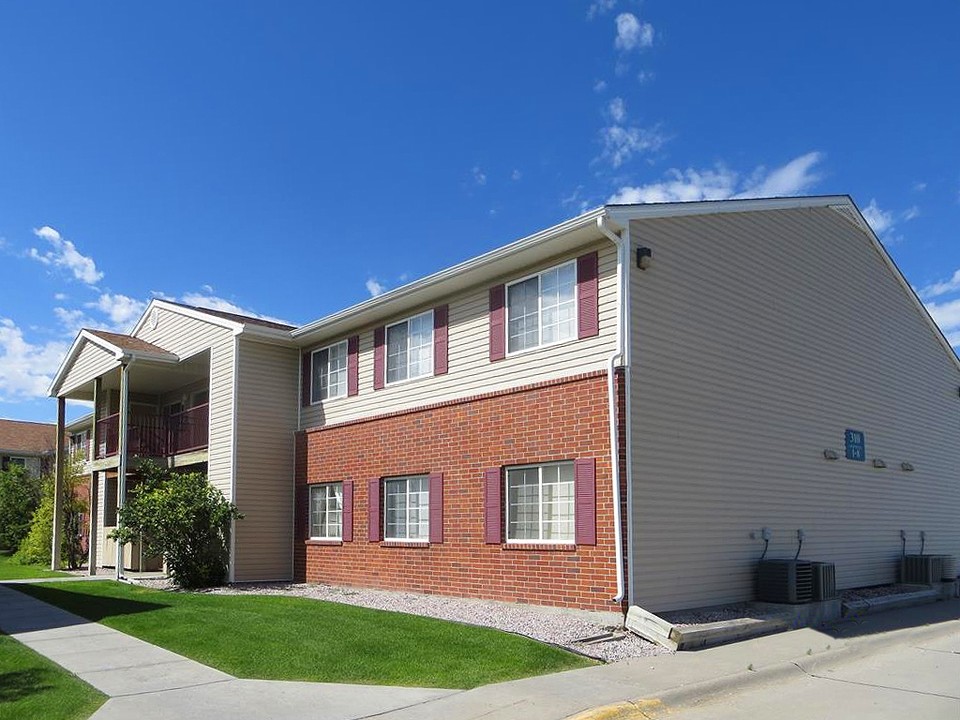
[0,553,72,580]
[14,581,593,688]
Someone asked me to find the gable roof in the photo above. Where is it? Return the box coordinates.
[160,301,295,331]
[0,419,57,455]
[85,329,176,356]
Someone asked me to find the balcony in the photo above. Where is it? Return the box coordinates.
[95,404,209,460]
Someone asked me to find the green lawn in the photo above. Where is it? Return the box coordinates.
[0,633,105,720]
[0,553,72,581]
[14,582,593,688]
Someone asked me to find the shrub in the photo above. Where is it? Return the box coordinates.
[111,461,242,588]
[0,464,42,551]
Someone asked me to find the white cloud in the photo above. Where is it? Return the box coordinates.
[511,169,522,181]
[86,293,147,331]
[472,165,487,186]
[918,269,960,300]
[365,278,386,297]
[902,205,920,221]
[861,199,894,235]
[912,181,927,192]
[593,79,608,93]
[608,151,825,204]
[53,307,93,335]
[587,0,616,19]
[608,97,627,123]
[615,13,654,52]
[28,226,103,285]
[201,283,214,294]
[598,124,666,168]
[0,318,69,401]
[924,297,960,348]
[637,70,655,84]
[54,292,67,301]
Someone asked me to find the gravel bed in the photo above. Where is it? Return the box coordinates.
[131,578,665,662]
[660,603,761,628]
[840,584,928,601]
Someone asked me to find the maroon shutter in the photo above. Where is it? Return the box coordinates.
[429,472,443,543]
[297,484,310,539]
[342,481,353,542]
[373,327,386,390]
[489,285,506,361]
[346,336,359,397]
[574,458,597,545]
[483,467,502,544]
[433,305,449,375]
[300,352,312,406]
[577,251,599,339]
[367,478,381,542]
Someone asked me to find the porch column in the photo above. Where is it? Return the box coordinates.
[87,376,101,575]
[50,396,66,570]
[115,362,130,579]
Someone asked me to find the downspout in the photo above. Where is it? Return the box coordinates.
[596,215,628,604]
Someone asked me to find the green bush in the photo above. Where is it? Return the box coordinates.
[14,456,88,569]
[0,464,42,551]
[111,461,242,588]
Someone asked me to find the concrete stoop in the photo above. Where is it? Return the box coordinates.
[626,581,958,652]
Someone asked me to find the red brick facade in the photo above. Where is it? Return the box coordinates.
[295,371,628,614]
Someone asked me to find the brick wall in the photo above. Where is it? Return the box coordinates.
[295,371,627,614]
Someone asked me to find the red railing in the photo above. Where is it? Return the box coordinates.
[94,404,209,459]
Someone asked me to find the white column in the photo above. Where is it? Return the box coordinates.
[115,363,130,579]
[87,377,101,575]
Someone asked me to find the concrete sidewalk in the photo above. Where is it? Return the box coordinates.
[1,581,957,720]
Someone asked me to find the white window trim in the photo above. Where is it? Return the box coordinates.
[504,260,578,358]
[384,310,434,387]
[504,461,575,545]
[311,339,348,405]
[309,482,343,541]
[383,475,430,541]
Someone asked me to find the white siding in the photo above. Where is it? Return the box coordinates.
[59,342,117,396]
[628,207,960,612]
[233,339,299,581]
[302,241,619,428]
[136,307,236,499]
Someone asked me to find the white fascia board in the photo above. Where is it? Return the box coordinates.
[292,206,609,345]
[239,323,297,345]
[48,333,95,397]
[604,194,853,223]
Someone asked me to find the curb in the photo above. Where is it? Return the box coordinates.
[566,611,959,720]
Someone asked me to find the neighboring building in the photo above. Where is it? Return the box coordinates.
[0,419,58,477]
[49,196,960,617]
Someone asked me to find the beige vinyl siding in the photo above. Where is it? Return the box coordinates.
[59,341,117,396]
[628,207,960,612]
[232,338,299,581]
[302,241,619,428]
[136,307,236,499]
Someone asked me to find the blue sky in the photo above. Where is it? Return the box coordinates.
[1,1,958,423]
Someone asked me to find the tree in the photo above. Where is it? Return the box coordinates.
[0,464,43,552]
[111,461,242,588]
[14,455,87,568]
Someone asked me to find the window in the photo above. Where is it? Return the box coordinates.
[311,340,348,402]
[309,483,343,539]
[507,261,576,354]
[1,456,26,470]
[386,311,433,384]
[384,475,429,540]
[506,462,574,543]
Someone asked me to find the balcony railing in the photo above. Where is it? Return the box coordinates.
[95,404,209,460]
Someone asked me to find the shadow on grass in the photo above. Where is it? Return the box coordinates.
[9,584,169,628]
[0,668,55,703]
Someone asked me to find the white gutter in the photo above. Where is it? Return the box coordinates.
[596,215,628,604]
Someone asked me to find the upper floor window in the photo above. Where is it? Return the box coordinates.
[386,311,433,384]
[310,482,343,540]
[312,340,347,402]
[507,261,576,354]
[1,456,27,471]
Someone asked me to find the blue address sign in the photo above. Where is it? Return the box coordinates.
[845,429,865,462]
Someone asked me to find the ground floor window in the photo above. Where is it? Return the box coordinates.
[310,483,343,540]
[384,475,429,540]
[506,462,574,542]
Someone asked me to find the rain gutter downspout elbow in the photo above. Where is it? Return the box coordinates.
[596,215,627,604]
